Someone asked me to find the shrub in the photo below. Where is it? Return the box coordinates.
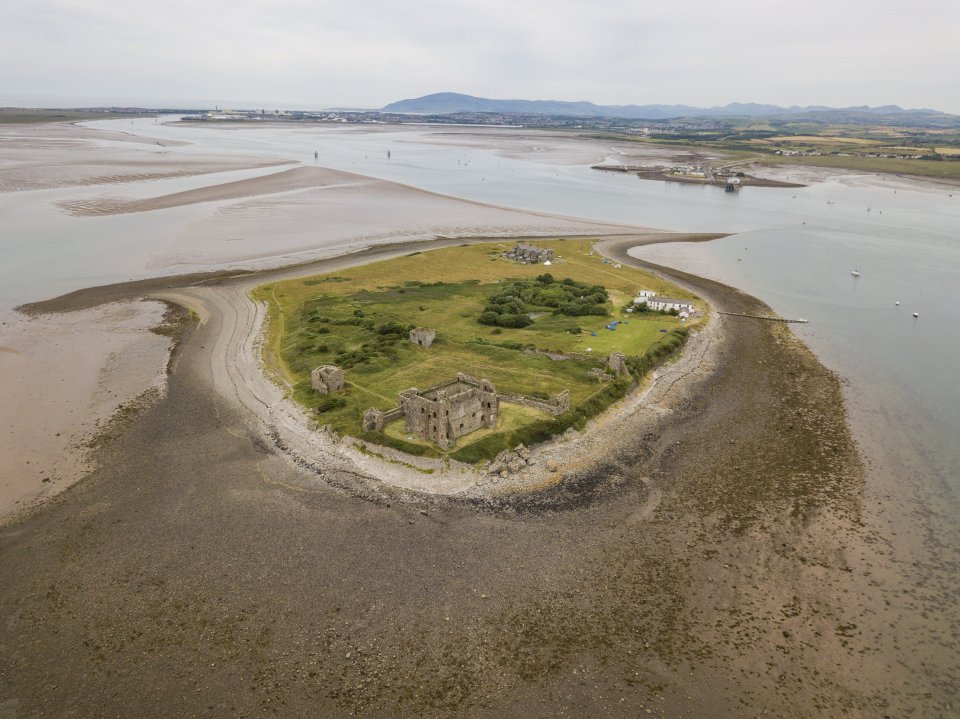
[496,313,533,328]
[316,396,347,413]
[477,276,608,328]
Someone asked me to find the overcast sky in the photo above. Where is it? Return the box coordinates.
[2,0,958,112]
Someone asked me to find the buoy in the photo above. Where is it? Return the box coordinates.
[913,312,919,318]
[895,301,900,306]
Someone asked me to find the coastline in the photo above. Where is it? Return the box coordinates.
[11,231,728,512]
[0,300,186,522]
[5,116,948,715]
[0,228,887,717]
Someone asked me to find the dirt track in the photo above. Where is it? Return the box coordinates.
[1,236,935,717]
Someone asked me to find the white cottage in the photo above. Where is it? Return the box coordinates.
[648,297,695,313]
[633,290,657,304]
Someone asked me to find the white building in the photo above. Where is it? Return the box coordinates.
[633,290,657,304]
[648,297,695,313]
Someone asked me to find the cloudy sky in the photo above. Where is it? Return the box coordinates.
[2,0,958,112]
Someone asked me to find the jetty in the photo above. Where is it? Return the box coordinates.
[718,311,809,324]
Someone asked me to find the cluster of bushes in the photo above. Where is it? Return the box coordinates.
[477,274,609,328]
[625,328,688,377]
[331,316,375,329]
[402,280,448,288]
[316,395,347,413]
[333,320,414,369]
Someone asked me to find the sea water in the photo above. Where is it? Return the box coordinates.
[3,117,958,513]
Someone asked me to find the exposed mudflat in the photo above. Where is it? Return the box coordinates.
[0,300,182,521]
[1,119,953,717]
[0,235,920,718]
[0,121,289,193]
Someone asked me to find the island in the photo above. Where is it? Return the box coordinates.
[253,239,696,476]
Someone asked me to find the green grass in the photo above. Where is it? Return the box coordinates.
[606,130,960,182]
[252,239,700,461]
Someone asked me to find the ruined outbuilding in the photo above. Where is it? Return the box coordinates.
[409,328,436,347]
[311,365,345,394]
[607,352,628,377]
[502,243,555,264]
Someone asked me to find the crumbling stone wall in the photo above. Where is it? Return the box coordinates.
[362,407,402,431]
[495,388,569,416]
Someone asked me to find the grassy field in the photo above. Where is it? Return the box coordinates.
[0,108,153,124]
[753,153,960,181]
[611,127,960,182]
[253,239,698,460]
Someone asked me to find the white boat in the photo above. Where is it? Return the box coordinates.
[851,269,861,277]
[913,312,919,318]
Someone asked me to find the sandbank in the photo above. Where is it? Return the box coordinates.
[0,300,180,520]
[0,230,886,717]
[0,122,289,192]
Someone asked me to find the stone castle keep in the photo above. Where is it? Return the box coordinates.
[362,372,569,450]
[363,374,498,449]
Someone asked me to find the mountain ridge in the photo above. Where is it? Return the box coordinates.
[381,92,944,120]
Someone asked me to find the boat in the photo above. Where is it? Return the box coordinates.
[913,312,919,318]
[851,269,861,277]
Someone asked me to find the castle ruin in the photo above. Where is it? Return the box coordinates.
[409,327,436,347]
[311,365,345,394]
[361,373,570,449]
[363,373,498,449]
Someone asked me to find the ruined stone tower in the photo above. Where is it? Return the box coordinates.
[311,365,345,394]
[409,328,436,347]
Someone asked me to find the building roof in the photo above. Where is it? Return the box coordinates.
[651,297,694,305]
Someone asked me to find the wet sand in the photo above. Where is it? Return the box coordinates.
[2,230,928,717]
[0,301,181,521]
[1,120,952,716]
[58,165,369,216]
[0,122,290,192]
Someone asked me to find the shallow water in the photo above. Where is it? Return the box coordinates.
[3,117,958,509]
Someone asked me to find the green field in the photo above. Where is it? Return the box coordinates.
[603,121,960,180]
[253,239,698,461]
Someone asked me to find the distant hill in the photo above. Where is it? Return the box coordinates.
[382,92,943,121]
